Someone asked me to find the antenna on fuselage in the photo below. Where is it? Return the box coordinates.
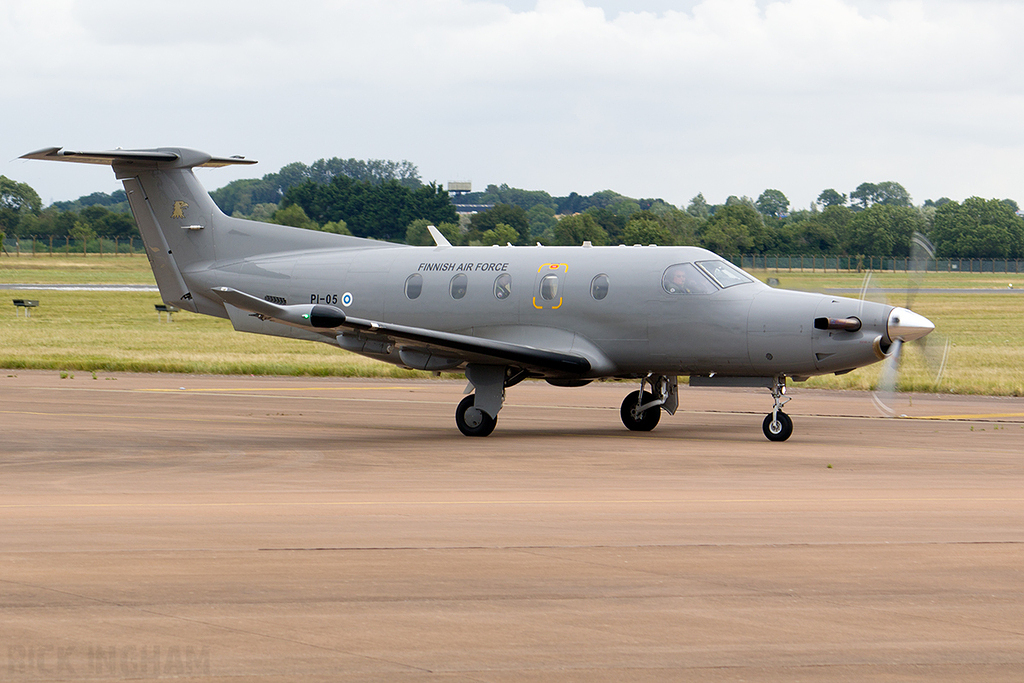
[427,224,452,248]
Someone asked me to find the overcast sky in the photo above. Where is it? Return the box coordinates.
[3,0,1023,211]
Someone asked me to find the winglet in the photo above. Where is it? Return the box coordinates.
[427,224,452,248]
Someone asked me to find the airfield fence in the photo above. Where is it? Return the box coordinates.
[1,236,144,257]
[729,254,1024,273]
[1,237,1022,273]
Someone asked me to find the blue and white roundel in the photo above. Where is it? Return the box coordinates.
[341,292,353,307]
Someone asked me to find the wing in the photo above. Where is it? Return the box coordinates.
[211,287,591,376]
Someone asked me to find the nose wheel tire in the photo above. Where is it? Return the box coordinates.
[762,411,793,442]
[620,390,661,432]
[456,394,497,437]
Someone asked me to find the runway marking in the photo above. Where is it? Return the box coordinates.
[141,386,420,393]
[258,540,1024,552]
[2,496,1022,510]
[28,385,422,394]
[16,384,1024,421]
[0,408,261,424]
[908,412,1024,420]
[4,405,1024,429]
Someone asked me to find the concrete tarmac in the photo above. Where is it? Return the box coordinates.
[2,371,1023,681]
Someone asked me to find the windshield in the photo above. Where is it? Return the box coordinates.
[696,260,754,288]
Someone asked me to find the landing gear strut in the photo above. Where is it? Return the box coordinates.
[620,374,678,432]
[455,364,529,437]
[762,376,793,442]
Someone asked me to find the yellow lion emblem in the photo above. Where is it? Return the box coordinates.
[171,200,189,219]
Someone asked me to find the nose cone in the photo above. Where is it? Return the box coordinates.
[887,307,934,343]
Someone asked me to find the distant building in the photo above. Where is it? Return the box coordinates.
[447,181,472,197]
[447,181,493,215]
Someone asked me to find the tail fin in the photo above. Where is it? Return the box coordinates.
[21,147,379,315]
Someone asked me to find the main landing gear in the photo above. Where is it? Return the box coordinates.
[455,364,529,437]
[455,394,497,437]
[619,375,678,431]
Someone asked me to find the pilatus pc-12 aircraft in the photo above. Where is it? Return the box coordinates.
[23,146,935,441]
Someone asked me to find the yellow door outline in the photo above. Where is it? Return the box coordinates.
[534,263,568,310]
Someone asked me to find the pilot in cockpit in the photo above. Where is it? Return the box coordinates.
[666,266,692,294]
[665,262,717,295]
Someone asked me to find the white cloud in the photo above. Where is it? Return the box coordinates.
[4,0,1024,207]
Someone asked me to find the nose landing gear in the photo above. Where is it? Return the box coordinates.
[762,377,793,442]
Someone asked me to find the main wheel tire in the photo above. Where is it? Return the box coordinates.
[762,411,793,442]
[620,390,661,432]
[456,394,497,437]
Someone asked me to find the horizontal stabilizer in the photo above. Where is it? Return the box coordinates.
[20,146,258,168]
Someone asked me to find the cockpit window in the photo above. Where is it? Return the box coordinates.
[450,273,468,300]
[696,260,754,288]
[662,263,717,295]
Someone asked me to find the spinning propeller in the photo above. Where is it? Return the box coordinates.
[867,233,951,416]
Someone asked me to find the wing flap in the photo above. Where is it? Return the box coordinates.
[343,317,592,375]
[212,286,591,376]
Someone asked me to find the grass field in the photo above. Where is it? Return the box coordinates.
[0,291,420,378]
[2,256,1022,395]
[0,254,156,285]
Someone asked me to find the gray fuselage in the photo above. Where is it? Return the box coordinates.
[183,241,894,380]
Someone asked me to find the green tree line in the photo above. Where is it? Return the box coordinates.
[4,165,1023,259]
[461,183,1023,259]
[210,156,423,217]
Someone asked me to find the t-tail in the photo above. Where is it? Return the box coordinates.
[20,147,377,317]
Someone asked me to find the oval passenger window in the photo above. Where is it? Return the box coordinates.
[494,273,512,300]
[539,274,559,301]
[450,273,468,300]
[405,273,423,299]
